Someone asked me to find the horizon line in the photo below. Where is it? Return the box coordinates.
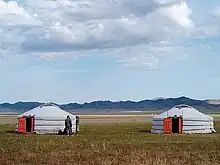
[0,96,219,105]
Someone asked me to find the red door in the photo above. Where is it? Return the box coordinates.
[178,117,183,134]
[31,116,35,133]
[18,117,26,133]
[32,116,35,133]
[163,118,172,134]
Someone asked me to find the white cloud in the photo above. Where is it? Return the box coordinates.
[0,0,217,70]
[212,7,220,17]
[0,0,40,26]
[0,0,28,16]
[159,2,194,28]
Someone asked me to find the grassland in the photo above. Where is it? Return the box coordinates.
[1,114,220,125]
[0,114,153,125]
[0,120,220,165]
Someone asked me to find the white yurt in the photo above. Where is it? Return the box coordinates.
[151,104,216,134]
[16,103,79,134]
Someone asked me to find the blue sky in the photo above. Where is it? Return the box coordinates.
[0,0,220,104]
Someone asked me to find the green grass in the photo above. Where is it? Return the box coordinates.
[0,122,220,165]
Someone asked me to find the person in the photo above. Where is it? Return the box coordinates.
[76,116,79,134]
[65,115,72,136]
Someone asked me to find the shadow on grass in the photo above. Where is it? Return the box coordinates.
[0,130,16,134]
[139,129,151,133]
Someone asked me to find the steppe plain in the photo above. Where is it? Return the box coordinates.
[0,112,220,165]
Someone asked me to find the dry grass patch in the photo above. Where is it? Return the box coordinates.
[0,122,220,165]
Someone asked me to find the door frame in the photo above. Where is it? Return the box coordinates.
[17,115,35,134]
[163,116,183,134]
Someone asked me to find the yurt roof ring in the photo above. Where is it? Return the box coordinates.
[173,104,194,109]
[39,102,60,108]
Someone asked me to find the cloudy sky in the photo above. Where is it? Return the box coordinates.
[0,0,220,104]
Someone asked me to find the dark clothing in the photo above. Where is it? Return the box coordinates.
[65,116,72,136]
[76,116,79,133]
[65,127,72,135]
[65,117,72,128]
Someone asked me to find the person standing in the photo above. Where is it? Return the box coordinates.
[65,115,72,136]
[76,116,79,134]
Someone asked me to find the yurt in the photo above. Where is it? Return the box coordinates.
[16,103,79,134]
[151,104,216,134]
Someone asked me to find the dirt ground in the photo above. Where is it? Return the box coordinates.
[1,114,220,125]
[0,114,153,125]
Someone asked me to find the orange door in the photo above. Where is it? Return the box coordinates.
[18,117,26,133]
[163,118,172,134]
[178,117,183,134]
[31,116,35,133]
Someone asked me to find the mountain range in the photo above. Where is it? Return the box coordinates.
[1,96,220,113]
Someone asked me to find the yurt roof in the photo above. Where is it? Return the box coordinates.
[17,103,75,119]
[153,104,212,120]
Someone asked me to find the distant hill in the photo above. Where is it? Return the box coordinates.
[207,99,220,105]
[1,96,220,113]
